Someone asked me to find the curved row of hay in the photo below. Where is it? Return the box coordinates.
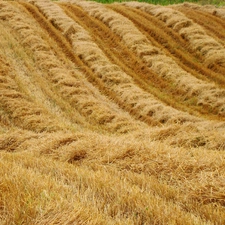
[59,3,187,115]
[180,2,225,19]
[1,0,224,144]
[0,1,145,134]
[28,0,196,125]
[127,2,225,70]
[1,1,225,224]
[168,3,225,59]
[111,5,225,88]
[61,3,224,121]
[0,21,83,133]
[0,53,62,132]
[70,0,225,117]
[174,5,225,44]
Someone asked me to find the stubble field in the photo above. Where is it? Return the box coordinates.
[0,0,225,224]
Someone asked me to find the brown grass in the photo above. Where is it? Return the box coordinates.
[121,1,225,116]
[135,2,225,70]
[32,0,196,125]
[1,0,225,224]
[0,53,61,132]
[2,0,143,133]
[181,2,225,18]
[71,0,225,117]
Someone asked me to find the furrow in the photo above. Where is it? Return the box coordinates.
[129,2,225,73]
[20,0,160,128]
[120,4,225,87]
[59,3,206,120]
[175,7,225,46]
[0,20,85,133]
[73,0,225,118]
[0,53,62,132]
[179,2,225,21]
[29,0,198,126]
[14,1,144,134]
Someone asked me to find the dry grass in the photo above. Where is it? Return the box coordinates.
[1,128,225,224]
[0,0,225,224]
[36,0,200,125]
[180,2,225,17]
[0,53,62,132]
[131,2,225,69]
[1,0,143,133]
[120,1,225,116]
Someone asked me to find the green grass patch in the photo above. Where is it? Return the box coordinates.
[92,0,225,6]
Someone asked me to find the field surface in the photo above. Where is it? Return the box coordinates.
[0,0,225,224]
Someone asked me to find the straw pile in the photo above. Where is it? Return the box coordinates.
[1,1,225,224]
[74,0,225,116]
[1,0,144,133]
[128,2,225,69]
[31,0,195,125]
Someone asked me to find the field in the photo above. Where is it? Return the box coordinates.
[0,0,225,224]
[94,0,225,6]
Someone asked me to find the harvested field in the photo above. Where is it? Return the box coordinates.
[0,0,225,224]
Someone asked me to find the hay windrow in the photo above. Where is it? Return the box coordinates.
[30,0,202,125]
[72,0,225,117]
[0,0,144,133]
[128,2,225,68]
[1,1,225,224]
[0,54,61,132]
[180,2,225,19]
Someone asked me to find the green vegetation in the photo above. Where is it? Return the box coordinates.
[92,0,225,6]
[93,0,195,4]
